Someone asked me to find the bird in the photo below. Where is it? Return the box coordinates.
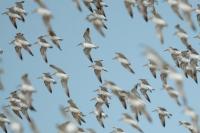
[128,90,152,122]
[124,0,136,18]
[153,107,172,127]
[120,113,144,133]
[110,127,125,133]
[65,99,86,125]
[2,7,22,29]
[143,59,158,78]
[0,113,10,133]
[34,35,53,63]
[89,60,107,83]
[149,8,167,44]
[49,64,70,97]
[37,73,57,93]
[165,0,183,20]
[83,0,94,12]
[47,27,63,50]
[13,1,27,22]
[32,7,53,28]
[179,121,198,133]
[194,4,200,26]
[57,121,79,133]
[113,52,135,74]
[103,81,128,109]
[72,0,82,12]
[90,106,108,128]
[86,14,107,37]
[177,0,196,31]
[138,79,155,102]
[78,28,99,62]
[174,24,190,47]
[163,83,181,106]
[164,47,181,68]
[10,33,34,60]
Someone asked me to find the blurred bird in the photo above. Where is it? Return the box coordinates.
[163,83,181,106]
[34,35,53,63]
[89,60,107,83]
[47,27,63,50]
[10,33,34,60]
[72,0,82,12]
[78,28,99,62]
[179,121,198,133]
[37,73,57,93]
[0,113,10,133]
[165,0,183,20]
[110,127,125,133]
[2,7,22,29]
[153,107,172,127]
[120,113,144,133]
[149,8,167,44]
[65,99,86,125]
[143,59,158,78]
[124,0,136,18]
[49,64,70,97]
[138,79,155,102]
[113,52,135,74]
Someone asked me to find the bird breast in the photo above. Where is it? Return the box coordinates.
[118,58,129,64]
[83,42,97,48]
[56,73,68,79]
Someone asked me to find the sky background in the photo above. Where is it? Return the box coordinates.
[0,0,200,133]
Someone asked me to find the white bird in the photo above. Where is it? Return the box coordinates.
[34,35,53,63]
[49,64,70,97]
[120,113,144,133]
[113,52,135,74]
[163,83,181,106]
[179,121,198,133]
[37,73,57,93]
[10,33,34,60]
[153,107,172,127]
[78,28,99,62]
[138,79,155,102]
[149,8,167,44]
[89,60,107,83]
[0,113,10,133]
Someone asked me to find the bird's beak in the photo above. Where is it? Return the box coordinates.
[152,109,156,112]
[164,49,168,52]
[37,76,42,79]
[90,98,95,101]
[31,9,36,14]
[5,97,9,99]
[112,57,117,60]
[143,64,148,67]
[103,69,108,72]
[1,12,6,15]
[76,43,82,47]
[88,65,92,67]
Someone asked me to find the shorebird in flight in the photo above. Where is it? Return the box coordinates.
[78,28,99,62]
[37,72,57,93]
[89,60,107,83]
[113,52,135,74]
[153,107,172,127]
[10,33,34,60]
[49,64,70,97]
[34,35,53,63]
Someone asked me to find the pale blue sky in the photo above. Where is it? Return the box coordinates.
[0,0,200,133]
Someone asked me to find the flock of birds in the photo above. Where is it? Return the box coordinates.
[0,0,200,133]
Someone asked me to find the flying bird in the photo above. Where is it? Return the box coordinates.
[49,64,70,97]
[153,107,172,127]
[113,52,135,74]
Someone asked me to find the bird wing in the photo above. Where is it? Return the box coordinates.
[40,46,48,63]
[61,78,70,97]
